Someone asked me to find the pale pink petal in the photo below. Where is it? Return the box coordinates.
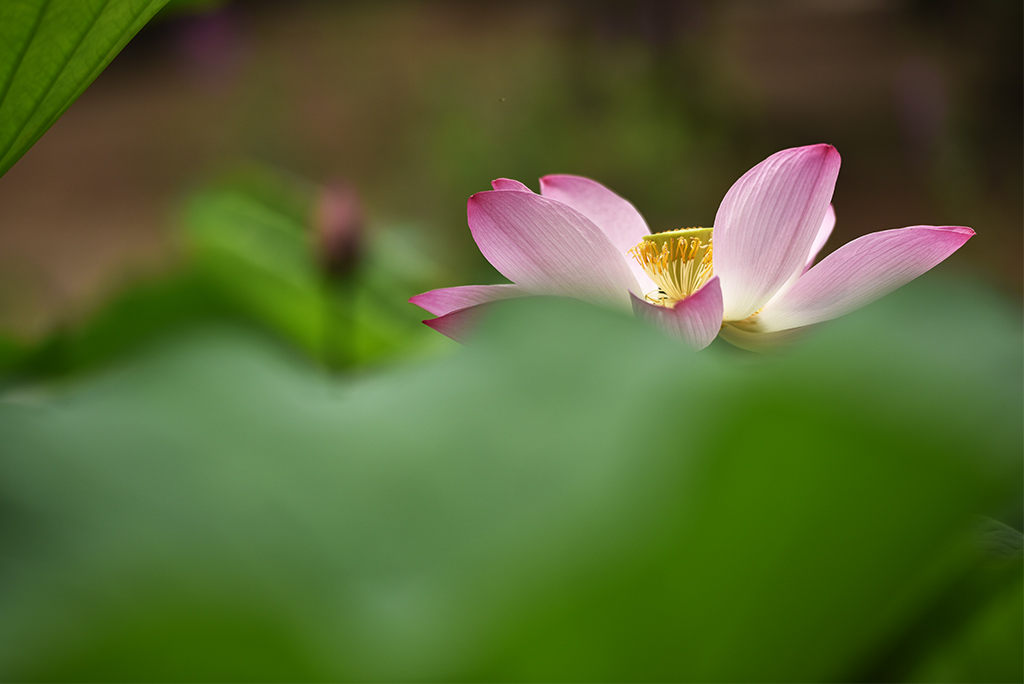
[714,144,842,321]
[540,174,656,294]
[767,204,837,304]
[630,277,723,350]
[468,190,639,305]
[804,203,836,273]
[753,225,974,333]
[718,323,807,352]
[491,178,533,192]
[539,174,651,252]
[409,284,524,316]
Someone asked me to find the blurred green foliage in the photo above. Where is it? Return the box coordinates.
[0,164,441,379]
[181,165,438,368]
[0,276,1020,681]
[0,0,170,177]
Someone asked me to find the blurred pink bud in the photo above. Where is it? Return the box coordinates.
[315,180,364,279]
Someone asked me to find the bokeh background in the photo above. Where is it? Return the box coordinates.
[0,0,1020,337]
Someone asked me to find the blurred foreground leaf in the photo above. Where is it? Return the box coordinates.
[0,277,1020,681]
[898,519,1022,683]
[0,0,170,178]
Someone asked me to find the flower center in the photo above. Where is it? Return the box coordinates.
[629,227,713,306]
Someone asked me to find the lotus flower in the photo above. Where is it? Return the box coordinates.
[411,145,973,350]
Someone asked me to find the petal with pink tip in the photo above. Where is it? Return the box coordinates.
[409,284,524,317]
[491,178,533,192]
[630,277,723,350]
[714,144,842,321]
[753,225,975,333]
[540,174,656,293]
[468,190,639,305]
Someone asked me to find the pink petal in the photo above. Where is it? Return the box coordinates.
[539,174,651,253]
[468,190,639,305]
[491,178,533,192]
[804,203,836,274]
[767,204,837,304]
[754,225,975,332]
[540,174,656,294]
[409,284,524,316]
[630,276,724,350]
[422,303,494,344]
[714,144,842,321]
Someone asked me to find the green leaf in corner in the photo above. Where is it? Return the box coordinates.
[0,0,170,178]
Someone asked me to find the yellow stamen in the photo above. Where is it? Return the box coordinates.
[629,227,714,306]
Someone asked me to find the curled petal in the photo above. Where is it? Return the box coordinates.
[753,225,975,333]
[468,190,639,305]
[718,323,807,352]
[410,284,524,317]
[630,276,724,350]
[491,178,533,192]
[715,144,842,321]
